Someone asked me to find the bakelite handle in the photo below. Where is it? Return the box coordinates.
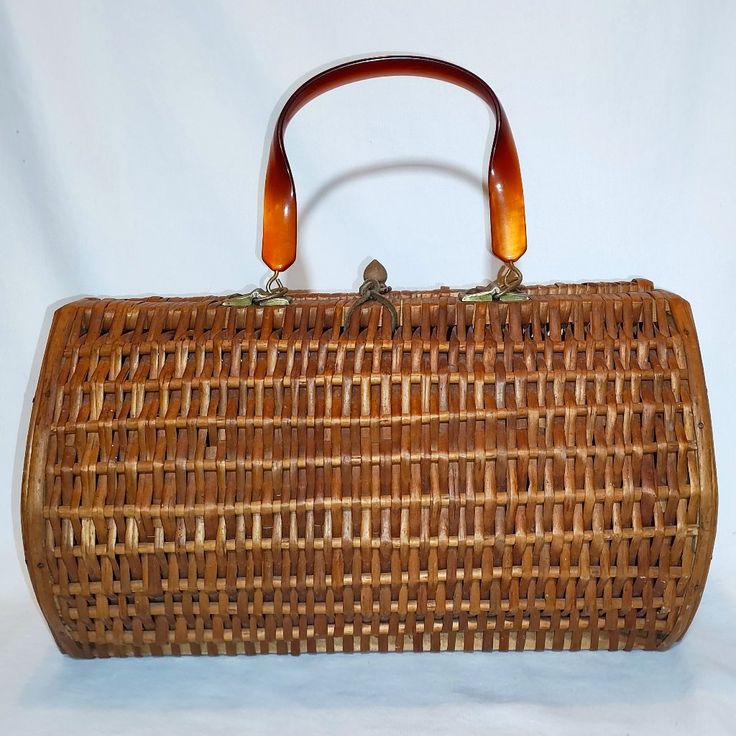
[261,55,527,272]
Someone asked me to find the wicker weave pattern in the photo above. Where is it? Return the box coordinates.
[22,279,716,656]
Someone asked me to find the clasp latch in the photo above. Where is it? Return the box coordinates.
[343,259,399,331]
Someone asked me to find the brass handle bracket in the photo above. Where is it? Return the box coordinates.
[223,271,293,307]
[460,261,529,303]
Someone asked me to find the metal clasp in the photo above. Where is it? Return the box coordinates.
[223,270,293,307]
[343,259,399,331]
[460,261,529,302]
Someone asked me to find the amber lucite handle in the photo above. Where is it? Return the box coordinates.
[261,55,527,272]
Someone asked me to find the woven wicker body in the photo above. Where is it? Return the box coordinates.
[22,279,717,657]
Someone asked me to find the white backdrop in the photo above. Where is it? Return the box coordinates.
[1,2,735,734]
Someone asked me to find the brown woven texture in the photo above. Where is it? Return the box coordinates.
[22,279,717,657]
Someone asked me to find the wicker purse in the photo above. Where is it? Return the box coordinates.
[22,56,717,657]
